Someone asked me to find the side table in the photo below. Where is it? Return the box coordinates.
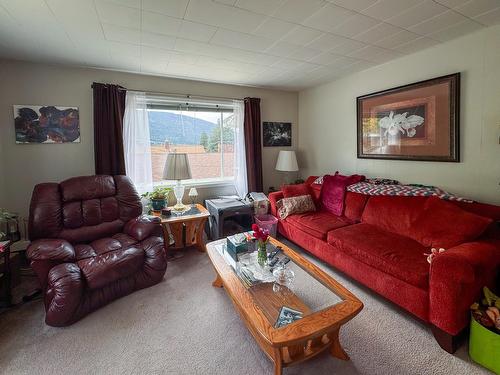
[160,204,210,253]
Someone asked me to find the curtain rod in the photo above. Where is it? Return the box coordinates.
[91,83,244,101]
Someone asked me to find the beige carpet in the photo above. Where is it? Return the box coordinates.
[0,239,491,375]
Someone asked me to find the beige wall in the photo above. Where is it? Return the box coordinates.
[0,60,298,217]
[299,25,500,205]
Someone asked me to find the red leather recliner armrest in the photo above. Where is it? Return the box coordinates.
[429,241,500,335]
[269,191,284,217]
[27,239,75,261]
[124,215,162,241]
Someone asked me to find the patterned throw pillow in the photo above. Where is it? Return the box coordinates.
[277,194,316,219]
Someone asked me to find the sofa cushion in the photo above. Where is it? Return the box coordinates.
[362,196,428,238]
[327,223,430,288]
[321,173,365,216]
[77,247,144,290]
[287,211,350,240]
[412,197,493,248]
[282,183,310,198]
[344,192,369,222]
[277,195,316,219]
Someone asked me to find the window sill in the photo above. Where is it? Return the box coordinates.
[154,178,236,190]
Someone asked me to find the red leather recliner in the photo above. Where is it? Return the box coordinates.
[27,175,167,326]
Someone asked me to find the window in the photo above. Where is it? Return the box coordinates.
[147,96,238,186]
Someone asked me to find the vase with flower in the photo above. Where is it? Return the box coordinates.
[252,223,269,267]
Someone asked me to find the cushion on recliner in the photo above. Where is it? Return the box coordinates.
[327,223,430,288]
[74,234,139,260]
[287,211,350,239]
[77,247,144,290]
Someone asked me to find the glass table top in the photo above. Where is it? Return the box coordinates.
[213,240,344,329]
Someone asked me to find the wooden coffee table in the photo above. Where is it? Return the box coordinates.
[206,237,363,375]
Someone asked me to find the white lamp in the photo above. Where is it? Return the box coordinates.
[163,152,192,211]
[275,150,299,184]
[188,187,198,206]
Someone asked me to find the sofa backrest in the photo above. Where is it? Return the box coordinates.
[29,175,142,244]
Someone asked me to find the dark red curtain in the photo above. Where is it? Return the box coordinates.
[244,97,263,192]
[92,83,126,175]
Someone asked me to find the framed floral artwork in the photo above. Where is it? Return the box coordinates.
[357,73,460,162]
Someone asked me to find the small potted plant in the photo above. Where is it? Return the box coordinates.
[141,186,172,211]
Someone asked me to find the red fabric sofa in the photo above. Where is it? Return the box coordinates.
[269,176,500,353]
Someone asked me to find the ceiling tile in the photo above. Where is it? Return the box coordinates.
[265,41,300,57]
[270,58,305,70]
[302,3,354,32]
[474,7,500,25]
[408,10,467,35]
[141,60,168,74]
[434,0,469,7]
[330,39,367,54]
[142,0,189,18]
[185,0,264,33]
[386,0,448,29]
[308,51,344,65]
[95,0,141,29]
[141,46,172,61]
[235,0,285,15]
[169,51,200,65]
[108,41,141,58]
[272,0,329,24]
[328,56,362,69]
[141,32,176,50]
[178,21,218,42]
[352,22,402,43]
[214,0,238,6]
[287,46,322,61]
[373,30,421,49]
[347,45,387,60]
[361,0,425,21]
[454,0,500,18]
[305,33,350,51]
[103,24,141,44]
[281,26,323,46]
[327,0,378,12]
[393,36,439,53]
[106,0,141,9]
[252,18,296,39]
[210,29,275,52]
[142,11,182,36]
[428,19,484,41]
[329,13,380,38]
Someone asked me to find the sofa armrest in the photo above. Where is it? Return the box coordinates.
[124,215,161,241]
[429,241,500,335]
[269,191,284,217]
[27,239,75,262]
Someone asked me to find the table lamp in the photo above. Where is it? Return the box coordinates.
[188,187,198,206]
[163,152,192,211]
[275,150,299,185]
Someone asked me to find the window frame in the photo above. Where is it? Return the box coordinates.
[145,97,237,189]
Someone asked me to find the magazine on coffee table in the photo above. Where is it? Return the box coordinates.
[274,306,303,328]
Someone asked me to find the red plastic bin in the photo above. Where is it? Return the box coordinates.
[254,214,279,238]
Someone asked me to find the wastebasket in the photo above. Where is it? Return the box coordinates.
[469,315,500,374]
[254,214,279,238]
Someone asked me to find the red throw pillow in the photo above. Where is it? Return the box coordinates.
[321,173,365,216]
[412,197,493,248]
[282,183,310,198]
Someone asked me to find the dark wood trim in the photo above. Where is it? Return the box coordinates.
[356,72,460,162]
[431,325,467,353]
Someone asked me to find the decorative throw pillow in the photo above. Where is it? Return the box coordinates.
[277,195,316,219]
[321,173,365,216]
[412,197,493,248]
[282,183,310,198]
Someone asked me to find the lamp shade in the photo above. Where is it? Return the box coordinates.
[163,153,192,180]
[275,150,299,172]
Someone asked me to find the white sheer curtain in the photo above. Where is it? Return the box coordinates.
[233,100,247,198]
[123,91,153,194]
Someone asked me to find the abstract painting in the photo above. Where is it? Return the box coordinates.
[263,122,292,147]
[357,73,459,162]
[14,105,80,144]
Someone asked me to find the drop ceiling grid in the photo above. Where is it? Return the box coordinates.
[0,0,498,90]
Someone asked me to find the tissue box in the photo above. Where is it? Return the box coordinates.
[226,233,248,261]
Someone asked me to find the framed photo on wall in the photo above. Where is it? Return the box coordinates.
[356,73,460,162]
[263,122,292,147]
[13,105,80,144]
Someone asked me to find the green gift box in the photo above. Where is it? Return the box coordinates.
[226,233,248,262]
[469,315,500,374]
